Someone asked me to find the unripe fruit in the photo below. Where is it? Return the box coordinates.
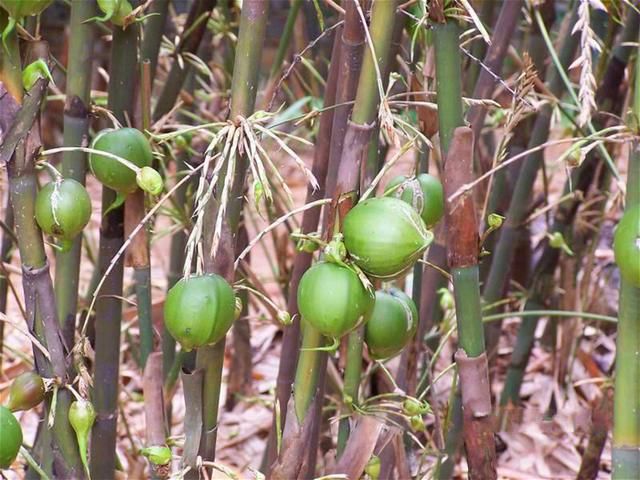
[7,371,45,412]
[140,445,172,465]
[297,262,374,339]
[35,179,92,245]
[365,289,418,359]
[89,128,153,194]
[164,274,236,351]
[614,205,640,287]
[384,173,444,227]
[69,399,96,475]
[0,406,22,469]
[343,197,433,279]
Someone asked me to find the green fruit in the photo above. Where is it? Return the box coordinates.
[89,128,153,194]
[35,179,91,241]
[69,399,96,475]
[164,274,236,351]
[365,289,418,359]
[343,197,433,279]
[384,173,444,227]
[0,406,22,469]
[0,0,52,18]
[614,205,640,287]
[297,262,374,339]
[402,398,430,416]
[7,371,45,412]
[140,445,172,466]
[364,455,381,479]
[97,0,132,25]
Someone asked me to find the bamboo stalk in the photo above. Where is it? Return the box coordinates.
[152,0,217,121]
[0,194,14,375]
[612,30,640,478]
[141,0,170,81]
[191,1,269,471]
[90,19,139,478]
[262,26,341,473]
[482,4,579,356]
[55,0,97,347]
[1,29,84,478]
[434,15,496,479]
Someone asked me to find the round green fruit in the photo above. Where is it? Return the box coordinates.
[365,288,418,359]
[35,179,91,241]
[89,128,153,194]
[0,0,52,18]
[343,197,433,279]
[297,262,374,339]
[97,0,132,25]
[164,274,236,351]
[384,173,444,227]
[7,371,45,412]
[0,406,22,469]
[614,205,640,287]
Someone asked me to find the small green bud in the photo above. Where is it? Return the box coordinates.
[136,167,163,195]
[487,213,505,230]
[175,132,192,151]
[548,232,574,256]
[22,59,54,91]
[410,415,425,432]
[364,455,381,479]
[234,296,243,320]
[140,445,172,466]
[402,398,429,416]
[296,238,319,253]
[277,311,292,326]
[69,399,96,476]
[438,287,454,311]
[324,235,347,265]
[7,371,45,412]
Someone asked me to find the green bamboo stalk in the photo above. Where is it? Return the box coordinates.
[141,0,170,81]
[192,1,269,469]
[482,5,579,355]
[90,19,139,479]
[1,27,84,479]
[434,16,496,479]
[263,28,341,473]
[152,0,216,121]
[612,32,640,478]
[312,0,398,457]
[55,0,97,347]
[500,10,640,409]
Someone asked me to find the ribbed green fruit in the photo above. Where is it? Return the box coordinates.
[0,406,22,469]
[384,173,444,227]
[89,128,153,194]
[7,371,45,412]
[164,274,236,351]
[35,179,91,241]
[343,197,433,279]
[365,289,418,359]
[0,0,52,18]
[614,205,640,287]
[297,262,375,339]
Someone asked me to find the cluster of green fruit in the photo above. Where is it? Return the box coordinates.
[35,128,161,252]
[163,173,444,362]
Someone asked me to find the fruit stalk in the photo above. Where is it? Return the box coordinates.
[191,0,269,469]
[612,30,640,478]
[55,0,97,347]
[434,16,496,479]
[90,16,139,479]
